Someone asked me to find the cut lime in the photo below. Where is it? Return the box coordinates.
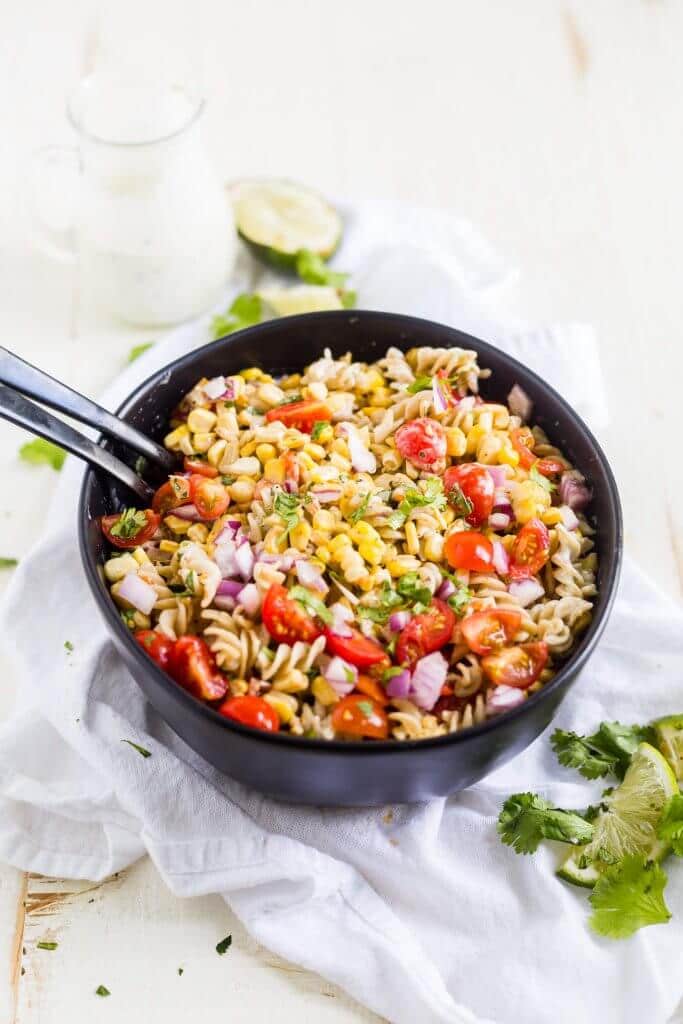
[259,285,345,316]
[230,180,343,269]
[557,743,677,888]
[652,714,683,781]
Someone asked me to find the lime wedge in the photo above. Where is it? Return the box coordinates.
[230,180,342,269]
[652,714,683,780]
[557,743,677,888]
[259,285,344,316]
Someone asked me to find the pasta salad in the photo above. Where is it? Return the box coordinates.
[100,344,597,742]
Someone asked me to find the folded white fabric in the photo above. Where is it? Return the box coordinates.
[0,202,678,1024]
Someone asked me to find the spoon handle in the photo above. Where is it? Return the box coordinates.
[0,383,154,502]
[0,346,175,471]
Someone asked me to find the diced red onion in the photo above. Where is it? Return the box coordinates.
[486,685,526,715]
[234,542,255,581]
[172,504,202,522]
[386,668,412,699]
[436,577,456,600]
[216,520,244,543]
[256,553,294,572]
[340,423,377,473]
[410,651,448,710]
[508,578,544,607]
[204,375,227,400]
[213,540,238,578]
[329,601,353,637]
[237,582,261,616]
[432,376,448,414]
[324,656,357,695]
[311,486,343,504]
[216,579,244,597]
[489,511,511,531]
[492,540,510,576]
[486,466,508,489]
[389,610,411,632]
[493,488,512,510]
[559,473,591,512]
[559,504,579,531]
[507,384,533,421]
[296,560,329,594]
[119,572,157,615]
[213,595,236,612]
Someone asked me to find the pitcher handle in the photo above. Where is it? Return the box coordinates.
[25,145,81,264]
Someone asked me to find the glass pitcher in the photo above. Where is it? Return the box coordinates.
[28,71,236,326]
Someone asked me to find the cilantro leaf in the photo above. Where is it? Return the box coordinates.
[95,985,111,997]
[37,941,58,950]
[311,421,327,442]
[127,341,154,363]
[357,700,374,718]
[357,581,403,624]
[443,574,472,616]
[64,640,74,653]
[396,572,432,607]
[551,722,653,780]
[497,792,594,854]
[296,249,349,287]
[589,857,671,939]
[289,585,333,625]
[446,483,473,519]
[349,492,371,524]
[407,375,433,394]
[658,793,683,856]
[0,557,18,569]
[340,289,356,309]
[387,478,446,529]
[121,739,152,758]
[274,491,302,538]
[211,293,263,340]
[19,438,65,470]
[109,507,148,540]
[530,464,555,493]
[216,934,233,955]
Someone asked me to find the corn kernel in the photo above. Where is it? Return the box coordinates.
[358,540,384,565]
[312,423,333,445]
[263,691,299,722]
[296,452,315,472]
[280,429,306,450]
[164,515,191,534]
[315,546,331,564]
[239,440,258,457]
[187,407,217,433]
[369,387,394,407]
[289,520,312,552]
[273,669,308,693]
[279,374,301,389]
[445,427,467,457]
[497,445,519,467]
[330,453,351,473]
[191,431,215,453]
[312,676,340,706]
[404,520,420,555]
[476,434,503,464]
[131,547,151,566]
[229,679,249,696]
[423,533,444,562]
[164,424,189,450]
[264,457,285,483]
[303,442,326,461]
[255,443,277,464]
[465,425,486,455]
[103,553,138,582]
[187,523,209,543]
[350,521,380,544]
[313,510,335,532]
[257,382,285,407]
[229,478,255,504]
[159,540,179,554]
[207,439,228,467]
[263,524,286,553]
[329,534,352,554]
[305,380,328,401]
[358,367,384,391]
[357,575,375,592]
[541,508,563,526]
[240,367,264,381]
[227,456,260,476]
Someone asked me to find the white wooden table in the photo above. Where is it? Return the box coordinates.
[1,1,682,1021]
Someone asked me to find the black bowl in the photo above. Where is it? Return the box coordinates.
[79,311,622,805]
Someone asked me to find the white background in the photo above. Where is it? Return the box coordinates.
[0,1,681,1021]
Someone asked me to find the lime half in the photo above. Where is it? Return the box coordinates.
[558,743,677,887]
[652,714,683,781]
[230,180,343,269]
[260,285,345,316]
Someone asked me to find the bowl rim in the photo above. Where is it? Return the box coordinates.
[79,309,623,755]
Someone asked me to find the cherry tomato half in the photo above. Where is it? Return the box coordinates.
[134,629,175,670]
[444,531,495,573]
[355,674,389,706]
[481,642,548,689]
[218,695,280,732]
[168,635,227,701]
[325,628,388,669]
[184,456,218,478]
[395,417,447,470]
[100,509,159,549]
[152,476,191,515]
[443,464,494,525]
[395,598,455,666]
[509,519,550,580]
[331,695,389,740]
[262,584,322,645]
[461,609,522,656]
[189,474,230,521]
[510,427,536,470]
[534,457,566,477]
[265,399,332,433]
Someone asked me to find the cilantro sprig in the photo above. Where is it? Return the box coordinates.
[289,585,333,625]
[589,857,671,939]
[274,491,303,538]
[19,438,65,470]
[551,722,654,780]
[498,793,594,854]
[530,463,555,493]
[387,478,446,530]
[212,293,263,340]
[109,508,148,541]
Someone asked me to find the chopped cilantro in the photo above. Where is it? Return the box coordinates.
[311,421,327,442]
[0,557,18,569]
[296,249,349,287]
[278,393,303,405]
[396,572,432,607]
[387,478,446,530]
[343,666,355,684]
[551,722,654,780]
[357,700,374,718]
[127,341,154,363]
[658,794,683,856]
[184,570,196,595]
[382,666,406,682]
[64,640,74,653]
[221,474,236,485]
[589,857,671,939]
[340,289,356,309]
[446,483,473,519]
[216,934,233,955]
[95,985,110,997]
[274,491,303,537]
[406,375,434,394]
[109,507,148,540]
[357,581,402,624]
[349,492,371,524]
[211,293,263,340]
[444,577,472,616]
[37,941,58,950]
[19,438,65,470]
[289,585,332,625]
[530,464,555,493]
[178,967,184,976]
[121,740,151,758]
[497,792,594,854]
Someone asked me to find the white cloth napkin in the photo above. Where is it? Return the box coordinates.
[1,201,680,1024]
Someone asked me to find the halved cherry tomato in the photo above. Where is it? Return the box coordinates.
[184,456,218,478]
[331,694,389,740]
[509,519,550,580]
[168,636,227,701]
[189,474,230,520]
[481,642,548,689]
[461,609,522,655]
[262,584,322,645]
[443,464,494,525]
[100,509,159,549]
[218,695,280,732]
[265,399,332,433]
[395,598,455,666]
[152,476,191,515]
[395,417,447,470]
[134,629,175,670]
[325,628,388,669]
[510,427,536,470]
[355,674,388,706]
[534,457,567,477]
[444,531,495,573]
